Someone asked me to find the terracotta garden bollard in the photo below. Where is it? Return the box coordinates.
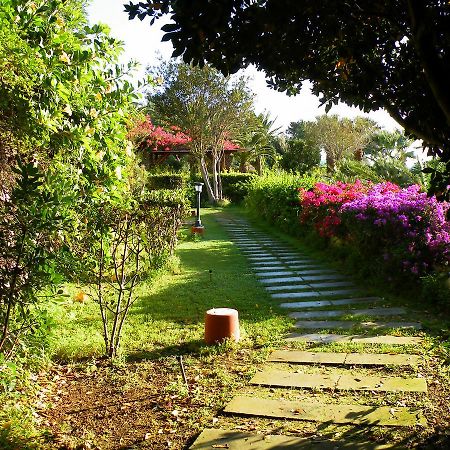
[204,308,240,345]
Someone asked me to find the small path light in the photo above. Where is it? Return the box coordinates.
[192,182,205,234]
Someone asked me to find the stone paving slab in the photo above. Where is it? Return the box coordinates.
[252,370,338,389]
[273,291,322,299]
[352,335,423,345]
[272,289,360,299]
[248,256,279,261]
[263,277,310,285]
[285,333,354,343]
[281,300,335,308]
[310,281,356,289]
[256,271,295,277]
[268,350,420,366]
[278,257,316,262]
[269,350,347,364]
[251,265,287,271]
[337,374,427,393]
[235,243,262,247]
[289,308,407,319]
[298,274,348,281]
[251,370,427,393]
[264,281,354,289]
[252,261,286,266]
[289,269,340,275]
[189,428,399,449]
[285,334,423,345]
[294,320,422,330]
[224,396,426,426]
[345,353,420,366]
[280,297,383,308]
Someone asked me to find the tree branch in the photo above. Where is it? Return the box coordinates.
[407,0,450,124]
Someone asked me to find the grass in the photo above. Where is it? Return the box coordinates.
[47,207,291,361]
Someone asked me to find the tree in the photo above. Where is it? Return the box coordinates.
[302,115,378,172]
[0,0,140,358]
[236,112,279,175]
[126,0,450,199]
[364,130,415,163]
[279,138,321,173]
[147,61,253,203]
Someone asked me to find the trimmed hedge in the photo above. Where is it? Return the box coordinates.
[148,171,255,205]
[147,173,187,190]
[220,173,256,203]
[244,172,321,235]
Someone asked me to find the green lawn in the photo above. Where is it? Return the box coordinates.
[48,208,291,362]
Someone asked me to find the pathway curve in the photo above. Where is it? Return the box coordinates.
[190,215,427,449]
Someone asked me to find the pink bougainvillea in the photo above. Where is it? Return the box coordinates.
[128,116,240,152]
[298,180,450,278]
[298,180,371,237]
[128,116,192,151]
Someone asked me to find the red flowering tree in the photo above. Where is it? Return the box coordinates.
[128,116,192,151]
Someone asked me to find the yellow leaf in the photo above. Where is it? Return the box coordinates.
[73,291,88,303]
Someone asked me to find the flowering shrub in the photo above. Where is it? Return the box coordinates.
[128,116,192,151]
[299,180,371,237]
[340,184,450,276]
[299,180,450,280]
[129,116,239,152]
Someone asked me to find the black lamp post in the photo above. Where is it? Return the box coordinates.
[194,182,204,228]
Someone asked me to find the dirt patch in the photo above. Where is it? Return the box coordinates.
[39,352,251,450]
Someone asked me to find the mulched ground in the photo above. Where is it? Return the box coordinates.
[38,352,251,450]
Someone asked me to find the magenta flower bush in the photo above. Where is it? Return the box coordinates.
[339,184,450,277]
[298,180,370,237]
[299,181,450,280]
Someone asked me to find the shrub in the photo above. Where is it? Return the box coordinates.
[340,183,450,279]
[147,173,187,190]
[220,173,256,203]
[245,171,322,235]
[299,180,371,237]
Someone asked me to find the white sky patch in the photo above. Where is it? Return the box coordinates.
[87,0,402,133]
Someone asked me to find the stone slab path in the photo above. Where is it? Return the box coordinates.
[268,350,420,366]
[224,397,426,427]
[190,428,398,449]
[285,333,423,345]
[190,215,427,449]
[251,369,427,393]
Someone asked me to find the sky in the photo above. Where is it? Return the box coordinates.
[87,0,401,133]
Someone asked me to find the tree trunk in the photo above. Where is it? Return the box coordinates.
[211,156,219,201]
[255,156,263,176]
[217,159,223,200]
[200,157,216,203]
[326,152,336,173]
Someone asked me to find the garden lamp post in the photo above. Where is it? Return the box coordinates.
[193,182,204,230]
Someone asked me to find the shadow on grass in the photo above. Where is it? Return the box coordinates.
[126,339,206,362]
